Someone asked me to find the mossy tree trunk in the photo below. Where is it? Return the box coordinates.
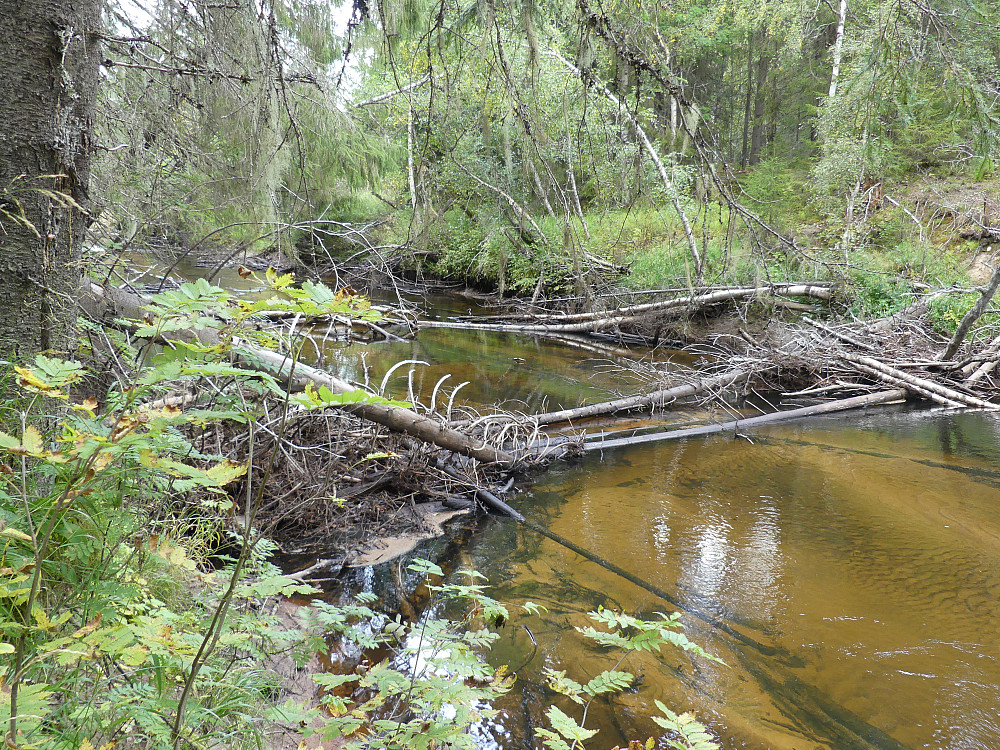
[0,0,100,358]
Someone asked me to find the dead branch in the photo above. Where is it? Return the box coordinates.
[839,352,997,409]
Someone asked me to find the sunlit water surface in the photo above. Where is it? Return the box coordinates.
[461,409,1000,750]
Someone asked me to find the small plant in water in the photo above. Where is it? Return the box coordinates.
[539,608,723,750]
[306,561,722,750]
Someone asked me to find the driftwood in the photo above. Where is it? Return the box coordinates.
[581,389,909,452]
[423,284,833,335]
[839,352,997,410]
[82,281,518,468]
[529,369,750,426]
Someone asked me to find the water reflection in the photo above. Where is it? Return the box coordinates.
[461,409,1000,750]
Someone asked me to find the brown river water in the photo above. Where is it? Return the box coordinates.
[127,256,1000,750]
[337,310,1000,750]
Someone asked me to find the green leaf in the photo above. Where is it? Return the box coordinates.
[544,705,598,743]
[583,669,634,696]
[407,558,443,577]
[543,669,585,704]
[311,673,360,689]
[653,701,720,750]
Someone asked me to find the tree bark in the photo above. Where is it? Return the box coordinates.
[0,0,100,357]
[583,389,909,451]
[828,0,848,99]
[937,261,1000,361]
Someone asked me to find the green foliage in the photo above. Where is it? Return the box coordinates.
[308,560,515,749]
[579,608,724,663]
[847,271,912,319]
[533,607,723,750]
[306,567,722,750]
[652,702,721,750]
[0,272,400,749]
[926,291,1000,337]
[0,351,294,748]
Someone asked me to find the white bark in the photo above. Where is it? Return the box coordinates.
[828,0,848,99]
[546,49,703,278]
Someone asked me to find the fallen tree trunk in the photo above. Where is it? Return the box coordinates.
[581,389,909,451]
[529,369,749,426]
[938,261,1000,361]
[82,282,518,468]
[481,283,834,325]
[423,284,834,335]
[839,352,997,410]
[243,346,518,466]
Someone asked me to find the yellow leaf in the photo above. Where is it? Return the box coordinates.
[15,366,60,395]
[121,644,150,667]
[71,614,103,639]
[92,451,114,471]
[33,606,53,630]
[22,425,43,454]
[0,524,32,542]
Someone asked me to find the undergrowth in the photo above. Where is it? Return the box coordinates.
[396,159,982,322]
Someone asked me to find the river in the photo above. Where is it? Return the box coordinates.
[338,298,1000,750]
[127,255,1000,749]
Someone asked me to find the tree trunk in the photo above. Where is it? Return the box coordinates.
[740,31,754,168]
[828,0,848,99]
[748,46,771,166]
[0,0,100,357]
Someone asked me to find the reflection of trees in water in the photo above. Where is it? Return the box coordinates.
[933,412,1000,463]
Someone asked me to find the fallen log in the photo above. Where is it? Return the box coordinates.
[82,281,518,468]
[244,346,518,466]
[961,332,1000,379]
[938,260,1000,361]
[489,283,833,325]
[839,352,997,410]
[423,284,834,335]
[529,369,749,426]
[582,389,909,451]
